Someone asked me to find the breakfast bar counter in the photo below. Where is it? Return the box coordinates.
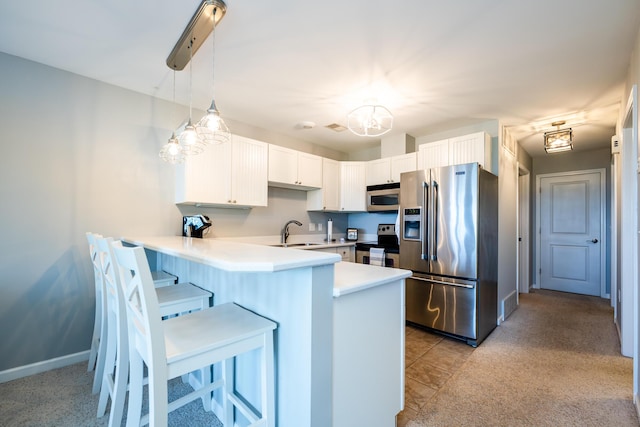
[123,236,410,427]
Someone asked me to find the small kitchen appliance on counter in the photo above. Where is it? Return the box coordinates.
[355,224,399,268]
[182,215,211,238]
[346,228,359,241]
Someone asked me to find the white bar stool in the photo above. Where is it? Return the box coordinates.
[86,233,189,395]
[95,237,212,427]
[86,232,105,375]
[112,241,277,427]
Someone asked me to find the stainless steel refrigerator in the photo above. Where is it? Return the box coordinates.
[399,163,498,346]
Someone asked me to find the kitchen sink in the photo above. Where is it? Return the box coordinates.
[270,242,323,248]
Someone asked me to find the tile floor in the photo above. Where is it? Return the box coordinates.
[397,325,475,426]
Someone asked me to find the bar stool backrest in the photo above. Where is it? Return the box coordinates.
[111,242,165,367]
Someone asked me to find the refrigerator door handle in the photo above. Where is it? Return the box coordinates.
[430,180,438,261]
[421,181,429,260]
[410,275,475,289]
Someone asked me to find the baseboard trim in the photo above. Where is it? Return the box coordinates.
[0,350,90,384]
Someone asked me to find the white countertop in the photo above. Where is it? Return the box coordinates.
[333,261,412,297]
[123,236,341,272]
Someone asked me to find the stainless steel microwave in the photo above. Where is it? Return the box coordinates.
[366,183,400,212]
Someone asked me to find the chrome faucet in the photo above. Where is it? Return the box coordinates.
[282,220,302,244]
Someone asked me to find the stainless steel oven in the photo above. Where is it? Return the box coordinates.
[355,223,400,268]
[366,183,400,212]
[355,249,399,268]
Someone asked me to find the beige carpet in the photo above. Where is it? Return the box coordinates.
[406,290,638,427]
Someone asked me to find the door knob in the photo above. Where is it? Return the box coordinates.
[587,238,599,243]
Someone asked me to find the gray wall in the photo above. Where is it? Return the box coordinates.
[531,147,612,294]
[0,52,345,372]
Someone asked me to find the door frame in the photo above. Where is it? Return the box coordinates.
[535,168,607,298]
[518,165,530,294]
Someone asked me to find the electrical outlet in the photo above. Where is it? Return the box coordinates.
[309,223,316,231]
[318,223,323,231]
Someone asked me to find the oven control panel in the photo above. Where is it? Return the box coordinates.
[377,224,396,235]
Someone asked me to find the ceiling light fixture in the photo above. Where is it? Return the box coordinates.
[159,70,186,164]
[347,102,393,137]
[178,39,206,155]
[544,121,573,153]
[195,0,230,145]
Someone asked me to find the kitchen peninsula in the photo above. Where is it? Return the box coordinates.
[123,236,411,427]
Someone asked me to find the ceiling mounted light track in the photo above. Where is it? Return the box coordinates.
[166,0,227,71]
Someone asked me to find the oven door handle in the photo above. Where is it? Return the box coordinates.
[410,275,475,289]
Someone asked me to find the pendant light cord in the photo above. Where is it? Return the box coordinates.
[211,6,217,100]
[188,38,194,121]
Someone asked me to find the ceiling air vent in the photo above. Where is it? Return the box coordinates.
[325,123,347,132]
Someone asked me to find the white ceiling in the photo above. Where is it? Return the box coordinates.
[1,0,639,157]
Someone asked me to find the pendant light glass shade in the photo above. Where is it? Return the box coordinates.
[179,119,206,155]
[347,104,393,137]
[159,132,185,164]
[195,3,231,145]
[160,70,185,164]
[177,38,206,156]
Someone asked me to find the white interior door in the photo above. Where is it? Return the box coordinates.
[539,170,604,296]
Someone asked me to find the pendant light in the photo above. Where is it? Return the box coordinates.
[159,69,186,164]
[196,1,230,144]
[178,39,206,155]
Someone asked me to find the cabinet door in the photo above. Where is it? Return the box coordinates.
[306,158,340,211]
[268,145,297,185]
[366,158,391,186]
[336,246,354,262]
[340,162,367,212]
[297,152,323,188]
[390,153,416,183]
[175,140,232,204]
[418,139,449,170]
[449,132,489,168]
[232,136,268,206]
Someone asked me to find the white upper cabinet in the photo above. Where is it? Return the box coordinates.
[268,145,323,190]
[448,132,492,172]
[307,158,341,211]
[175,135,268,208]
[417,139,449,170]
[390,153,417,182]
[340,161,367,212]
[417,132,492,173]
[366,153,416,186]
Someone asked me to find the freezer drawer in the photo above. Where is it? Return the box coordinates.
[406,276,477,340]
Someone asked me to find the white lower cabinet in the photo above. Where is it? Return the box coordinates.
[311,246,355,262]
[175,135,268,208]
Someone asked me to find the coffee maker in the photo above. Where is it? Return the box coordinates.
[182,215,211,238]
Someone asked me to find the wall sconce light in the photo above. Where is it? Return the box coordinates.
[347,103,393,137]
[544,121,573,153]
